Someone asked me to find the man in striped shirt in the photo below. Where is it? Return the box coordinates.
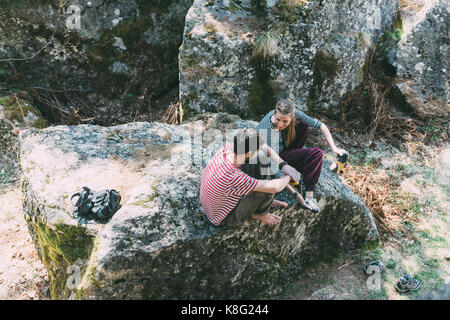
[200,128,295,227]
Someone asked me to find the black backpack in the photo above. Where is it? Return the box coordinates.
[71,186,121,222]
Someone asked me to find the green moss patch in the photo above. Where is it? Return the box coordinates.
[0,95,47,128]
[251,0,269,18]
[307,48,339,111]
[29,220,95,299]
[311,48,339,90]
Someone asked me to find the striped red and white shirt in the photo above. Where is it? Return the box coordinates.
[200,144,258,225]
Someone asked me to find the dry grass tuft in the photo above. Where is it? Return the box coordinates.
[252,29,281,61]
[342,164,404,239]
[161,101,183,125]
[400,0,425,11]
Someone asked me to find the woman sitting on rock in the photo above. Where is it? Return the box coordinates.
[256,99,348,213]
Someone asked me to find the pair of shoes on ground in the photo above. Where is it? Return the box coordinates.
[395,274,421,293]
[363,261,421,294]
[364,260,386,275]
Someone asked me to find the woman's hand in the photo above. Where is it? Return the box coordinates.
[320,124,347,158]
[332,147,347,157]
[281,164,300,183]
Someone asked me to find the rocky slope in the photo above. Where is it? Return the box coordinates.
[1,1,447,123]
[179,0,399,118]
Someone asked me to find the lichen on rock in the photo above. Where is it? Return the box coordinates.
[179,0,400,118]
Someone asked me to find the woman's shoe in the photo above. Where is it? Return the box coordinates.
[364,260,386,275]
[300,198,320,213]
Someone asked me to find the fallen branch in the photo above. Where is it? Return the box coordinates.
[337,260,358,270]
[161,102,181,125]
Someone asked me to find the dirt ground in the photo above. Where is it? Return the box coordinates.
[0,185,49,300]
[270,134,450,300]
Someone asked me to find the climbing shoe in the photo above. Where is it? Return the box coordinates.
[395,274,421,293]
[364,260,386,275]
[71,187,121,223]
[302,198,320,213]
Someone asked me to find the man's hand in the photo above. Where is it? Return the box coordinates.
[281,164,300,183]
[254,175,291,193]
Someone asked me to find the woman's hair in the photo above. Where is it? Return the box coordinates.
[275,99,296,148]
[233,128,265,155]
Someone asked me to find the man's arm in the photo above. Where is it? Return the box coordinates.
[260,143,300,182]
[253,175,290,194]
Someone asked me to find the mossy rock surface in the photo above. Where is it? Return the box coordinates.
[0,95,47,128]
[28,220,95,299]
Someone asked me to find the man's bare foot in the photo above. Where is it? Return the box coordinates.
[271,199,288,208]
[251,213,281,225]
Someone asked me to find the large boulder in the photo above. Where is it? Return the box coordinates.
[387,0,449,117]
[20,113,379,299]
[179,0,399,118]
[179,0,265,118]
[416,282,450,300]
[0,0,193,119]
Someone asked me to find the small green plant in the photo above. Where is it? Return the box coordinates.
[386,258,397,270]
[368,286,387,300]
[0,166,12,184]
[204,22,218,34]
[423,258,440,269]
[387,28,402,41]
[226,3,240,13]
